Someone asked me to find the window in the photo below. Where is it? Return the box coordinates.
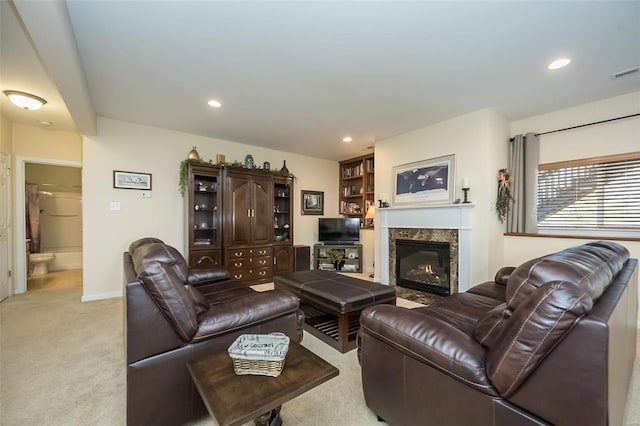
[537,152,640,232]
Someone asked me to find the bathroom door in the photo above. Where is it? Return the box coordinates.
[0,153,11,301]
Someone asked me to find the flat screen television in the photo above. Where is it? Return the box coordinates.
[318,218,361,244]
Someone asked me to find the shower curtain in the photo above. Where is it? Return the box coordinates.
[26,184,41,253]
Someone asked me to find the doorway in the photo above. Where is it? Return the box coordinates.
[0,152,11,301]
[14,156,82,294]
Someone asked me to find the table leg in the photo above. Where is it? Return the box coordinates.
[254,412,271,426]
[338,312,348,353]
[254,406,282,426]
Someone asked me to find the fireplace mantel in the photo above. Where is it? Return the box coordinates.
[377,204,474,291]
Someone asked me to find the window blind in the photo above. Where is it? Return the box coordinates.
[537,152,640,229]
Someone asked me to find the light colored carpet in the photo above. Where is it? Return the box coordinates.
[1,270,638,426]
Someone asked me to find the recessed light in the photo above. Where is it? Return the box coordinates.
[548,58,571,70]
[342,136,352,143]
[39,121,52,127]
[207,99,222,108]
[3,90,47,110]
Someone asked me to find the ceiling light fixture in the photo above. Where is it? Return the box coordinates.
[207,99,222,108]
[3,90,47,110]
[547,58,571,70]
[342,136,353,143]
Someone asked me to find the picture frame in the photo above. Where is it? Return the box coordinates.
[113,170,152,190]
[392,154,455,205]
[301,190,324,215]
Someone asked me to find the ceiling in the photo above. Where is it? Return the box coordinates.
[1,1,639,161]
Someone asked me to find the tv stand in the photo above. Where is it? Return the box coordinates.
[314,243,362,273]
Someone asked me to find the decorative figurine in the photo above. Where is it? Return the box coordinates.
[187,146,201,160]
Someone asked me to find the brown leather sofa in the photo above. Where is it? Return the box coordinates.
[124,238,304,426]
[358,241,638,426]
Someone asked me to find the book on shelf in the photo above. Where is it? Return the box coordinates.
[341,163,363,178]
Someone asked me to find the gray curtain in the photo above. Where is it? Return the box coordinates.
[507,133,539,233]
[26,184,41,253]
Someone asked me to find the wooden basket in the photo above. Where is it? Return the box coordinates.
[228,334,290,377]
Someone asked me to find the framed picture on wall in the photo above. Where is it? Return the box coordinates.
[392,154,455,205]
[301,190,324,215]
[113,170,152,190]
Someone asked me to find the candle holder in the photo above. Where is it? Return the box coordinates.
[462,187,471,204]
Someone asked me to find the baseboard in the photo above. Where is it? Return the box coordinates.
[81,290,122,302]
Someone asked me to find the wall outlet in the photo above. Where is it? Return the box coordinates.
[110,202,121,211]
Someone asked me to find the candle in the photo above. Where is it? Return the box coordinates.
[462,177,470,188]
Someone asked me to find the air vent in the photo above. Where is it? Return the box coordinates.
[611,67,640,79]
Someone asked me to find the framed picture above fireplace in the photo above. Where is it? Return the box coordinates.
[392,154,455,205]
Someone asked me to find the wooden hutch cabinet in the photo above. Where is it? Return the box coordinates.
[184,163,294,284]
[339,153,375,227]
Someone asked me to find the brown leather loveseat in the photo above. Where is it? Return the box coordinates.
[124,238,304,425]
[358,241,638,426]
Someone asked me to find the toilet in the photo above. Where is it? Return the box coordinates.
[29,252,56,276]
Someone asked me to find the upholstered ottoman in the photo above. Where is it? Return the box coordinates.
[274,270,396,353]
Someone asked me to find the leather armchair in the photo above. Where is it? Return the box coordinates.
[358,241,638,426]
[124,238,304,426]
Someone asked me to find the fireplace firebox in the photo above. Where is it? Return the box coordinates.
[395,240,450,296]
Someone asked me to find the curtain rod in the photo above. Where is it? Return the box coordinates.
[510,113,640,141]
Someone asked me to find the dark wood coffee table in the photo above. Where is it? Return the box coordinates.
[188,340,339,426]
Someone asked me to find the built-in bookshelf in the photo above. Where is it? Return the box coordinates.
[338,153,374,228]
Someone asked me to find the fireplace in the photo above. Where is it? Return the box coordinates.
[395,240,450,296]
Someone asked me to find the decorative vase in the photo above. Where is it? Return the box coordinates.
[280,160,289,176]
[244,154,254,168]
[187,147,201,160]
[263,161,271,170]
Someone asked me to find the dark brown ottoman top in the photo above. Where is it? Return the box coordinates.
[274,270,396,313]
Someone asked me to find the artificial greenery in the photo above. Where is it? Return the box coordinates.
[179,158,296,196]
[179,158,208,196]
[496,168,514,223]
[327,249,344,262]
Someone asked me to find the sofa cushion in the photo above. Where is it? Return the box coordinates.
[472,303,510,349]
[422,292,503,335]
[138,260,199,341]
[505,241,629,309]
[486,281,593,397]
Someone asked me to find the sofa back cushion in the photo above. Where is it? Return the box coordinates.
[505,241,629,310]
[132,242,200,342]
[137,259,199,342]
[131,242,189,283]
[486,281,593,397]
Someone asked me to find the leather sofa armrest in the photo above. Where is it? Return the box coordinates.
[494,266,516,286]
[359,305,497,395]
[191,290,300,342]
[187,268,230,286]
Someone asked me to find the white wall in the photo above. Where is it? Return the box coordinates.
[374,108,510,284]
[83,117,338,299]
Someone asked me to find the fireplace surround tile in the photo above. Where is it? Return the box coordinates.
[389,228,459,295]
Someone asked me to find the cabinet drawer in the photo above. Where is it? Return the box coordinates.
[226,246,273,259]
[228,259,247,271]
[189,249,221,268]
[229,267,273,282]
